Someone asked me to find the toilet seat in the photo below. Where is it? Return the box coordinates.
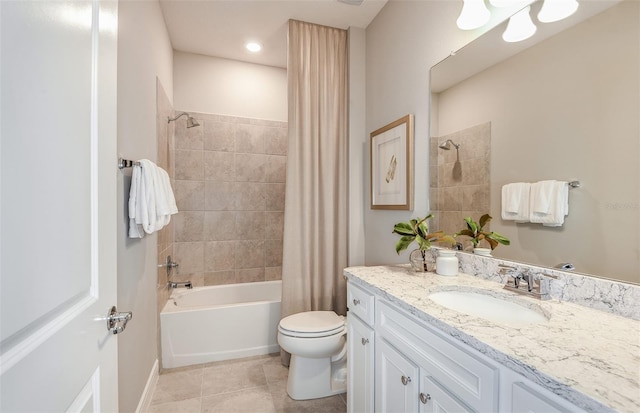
[279,311,345,338]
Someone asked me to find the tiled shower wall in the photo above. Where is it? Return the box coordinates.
[171,112,288,287]
[430,122,491,243]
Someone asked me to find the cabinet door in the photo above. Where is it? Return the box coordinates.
[348,315,375,413]
[376,339,420,413]
[512,382,575,413]
[419,376,474,413]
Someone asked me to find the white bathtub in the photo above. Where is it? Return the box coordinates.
[160,280,282,369]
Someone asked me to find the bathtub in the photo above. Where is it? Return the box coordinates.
[160,280,282,369]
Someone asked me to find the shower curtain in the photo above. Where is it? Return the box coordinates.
[281,20,348,363]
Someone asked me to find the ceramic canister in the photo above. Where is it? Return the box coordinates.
[436,249,459,276]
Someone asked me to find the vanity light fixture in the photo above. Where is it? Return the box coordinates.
[538,0,579,23]
[245,41,262,53]
[456,0,491,30]
[502,5,537,42]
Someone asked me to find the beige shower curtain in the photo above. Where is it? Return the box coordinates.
[281,20,348,335]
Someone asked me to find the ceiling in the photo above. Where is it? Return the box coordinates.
[159,0,388,69]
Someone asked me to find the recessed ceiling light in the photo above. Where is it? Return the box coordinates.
[246,42,262,53]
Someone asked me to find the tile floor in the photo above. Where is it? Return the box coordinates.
[148,354,347,413]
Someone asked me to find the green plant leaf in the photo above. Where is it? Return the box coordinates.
[479,214,492,229]
[464,217,478,234]
[487,232,510,246]
[456,229,475,238]
[395,236,416,254]
[393,222,414,236]
[415,234,431,250]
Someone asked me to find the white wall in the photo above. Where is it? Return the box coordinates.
[363,1,521,265]
[173,51,287,121]
[117,1,173,411]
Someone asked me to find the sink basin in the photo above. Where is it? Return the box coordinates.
[428,290,549,324]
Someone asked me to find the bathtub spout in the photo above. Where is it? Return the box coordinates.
[169,281,192,289]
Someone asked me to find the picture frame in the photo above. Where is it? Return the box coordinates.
[370,114,414,210]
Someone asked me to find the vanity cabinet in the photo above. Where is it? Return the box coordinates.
[347,279,590,413]
[347,283,375,413]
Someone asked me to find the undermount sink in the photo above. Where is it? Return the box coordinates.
[428,289,549,324]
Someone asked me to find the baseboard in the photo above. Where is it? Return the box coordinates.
[135,359,159,413]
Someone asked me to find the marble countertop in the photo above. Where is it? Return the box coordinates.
[345,265,640,413]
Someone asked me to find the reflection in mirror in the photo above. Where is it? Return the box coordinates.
[430,0,639,284]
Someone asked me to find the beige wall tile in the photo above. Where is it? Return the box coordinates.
[235,211,265,240]
[265,183,285,211]
[204,241,235,272]
[235,240,265,269]
[174,180,205,211]
[235,182,266,211]
[265,155,286,183]
[235,123,266,154]
[174,211,204,242]
[462,184,490,212]
[264,240,283,267]
[204,211,236,241]
[235,153,266,182]
[204,271,236,286]
[205,181,235,211]
[264,126,288,155]
[175,150,204,180]
[462,158,490,186]
[264,211,284,240]
[204,121,235,152]
[204,151,235,181]
[442,186,462,210]
[173,242,204,274]
[175,117,204,150]
[265,267,282,281]
[235,268,265,283]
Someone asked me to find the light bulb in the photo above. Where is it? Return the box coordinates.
[538,0,579,23]
[502,6,537,42]
[457,0,491,30]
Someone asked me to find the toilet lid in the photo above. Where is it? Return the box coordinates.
[279,311,345,334]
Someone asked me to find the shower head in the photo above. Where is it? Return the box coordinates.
[168,112,200,128]
[438,139,460,150]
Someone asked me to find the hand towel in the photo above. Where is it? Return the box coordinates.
[501,183,530,222]
[530,180,569,226]
[128,159,179,238]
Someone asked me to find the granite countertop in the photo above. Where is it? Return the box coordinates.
[344,265,640,413]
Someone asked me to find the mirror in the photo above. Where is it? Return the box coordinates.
[430,0,639,284]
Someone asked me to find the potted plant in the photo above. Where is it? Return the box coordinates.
[393,213,456,271]
[456,214,510,255]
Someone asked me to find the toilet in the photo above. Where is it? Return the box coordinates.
[277,311,347,400]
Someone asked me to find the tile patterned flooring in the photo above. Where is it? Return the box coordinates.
[148,354,347,413]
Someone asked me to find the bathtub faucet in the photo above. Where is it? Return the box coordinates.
[169,281,192,289]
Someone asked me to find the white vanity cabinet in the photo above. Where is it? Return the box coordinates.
[347,283,375,413]
[347,279,591,413]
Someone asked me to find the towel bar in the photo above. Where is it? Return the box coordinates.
[118,158,140,169]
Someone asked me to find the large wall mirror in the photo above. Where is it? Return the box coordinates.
[430,0,639,284]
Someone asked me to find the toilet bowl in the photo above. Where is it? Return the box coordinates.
[277,311,347,400]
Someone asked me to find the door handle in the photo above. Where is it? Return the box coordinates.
[420,392,431,404]
[107,306,132,334]
[401,375,411,385]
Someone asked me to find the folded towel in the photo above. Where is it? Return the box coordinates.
[530,180,569,226]
[128,159,179,238]
[501,183,530,222]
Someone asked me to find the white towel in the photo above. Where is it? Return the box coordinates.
[501,183,530,222]
[128,159,179,238]
[530,180,569,226]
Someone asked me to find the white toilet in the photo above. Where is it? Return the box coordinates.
[277,311,347,400]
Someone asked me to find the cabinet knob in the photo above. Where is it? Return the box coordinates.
[352,298,360,306]
[401,375,411,386]
[419,393,431,404]
[361,337,369,345]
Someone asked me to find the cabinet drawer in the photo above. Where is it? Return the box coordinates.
[377,300,498,412]
[348,282,375,326]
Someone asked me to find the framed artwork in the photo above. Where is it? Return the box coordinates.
[370,114,414,210]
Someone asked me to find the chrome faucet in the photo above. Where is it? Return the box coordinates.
[169,281,192,289]
[502,268,557,300]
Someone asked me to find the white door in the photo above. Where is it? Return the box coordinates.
[0,1,120,411]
